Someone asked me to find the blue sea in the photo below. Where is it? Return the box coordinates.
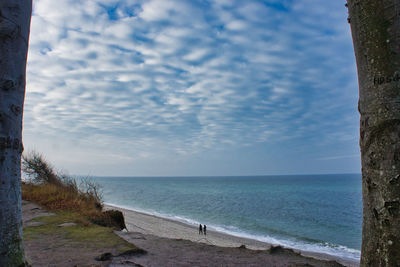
[88,174,362,261]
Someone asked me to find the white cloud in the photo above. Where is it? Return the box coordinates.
[24,0,359,175]
[183,48,209,61]
[225,20,248,31]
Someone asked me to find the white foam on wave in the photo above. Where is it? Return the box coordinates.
[206,224,360,262]
[105,202,360,262]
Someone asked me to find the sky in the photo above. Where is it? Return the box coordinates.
[24,0,360,177]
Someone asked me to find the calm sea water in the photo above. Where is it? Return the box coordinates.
[88,174,362,261]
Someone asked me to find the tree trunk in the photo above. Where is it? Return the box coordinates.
[347,0,400,266]
[0,0,31,266]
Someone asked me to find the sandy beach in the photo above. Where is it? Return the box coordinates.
[105,204,360,267]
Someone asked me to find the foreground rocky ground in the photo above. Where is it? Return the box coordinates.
[23,201,144,267]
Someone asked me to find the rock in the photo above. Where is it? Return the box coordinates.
[268,245,298,256]
[25,221,45,227]
[104,210,127,230]
[58,222,77,227]
[90,209,127,230]
[109,260,144,266]
[95,252,113,261]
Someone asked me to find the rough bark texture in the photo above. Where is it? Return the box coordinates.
[0,0,31,266]
[347,0,400,266]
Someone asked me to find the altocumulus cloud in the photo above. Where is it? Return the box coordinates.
[24,0,360,176]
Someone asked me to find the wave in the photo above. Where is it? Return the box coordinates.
[105,202,360,262]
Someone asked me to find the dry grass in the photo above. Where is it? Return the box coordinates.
[22,151,125,230]
[22,182,101,214]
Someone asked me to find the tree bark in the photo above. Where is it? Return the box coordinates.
[0,0,31,266]
[347,0,400,266]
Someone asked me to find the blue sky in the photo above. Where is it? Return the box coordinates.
[24,0,360,176]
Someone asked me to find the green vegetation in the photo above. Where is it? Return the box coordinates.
[24,211,138,254]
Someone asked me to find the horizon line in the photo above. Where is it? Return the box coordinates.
[73,173,362,178]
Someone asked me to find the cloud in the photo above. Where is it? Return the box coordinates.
[24,0,359,175]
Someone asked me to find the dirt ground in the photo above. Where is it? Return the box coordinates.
[113,231,345,267]
[23,201,120,267]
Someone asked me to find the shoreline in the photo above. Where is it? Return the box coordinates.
[104,203,360,267]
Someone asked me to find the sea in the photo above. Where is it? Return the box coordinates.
[87,174,362,262]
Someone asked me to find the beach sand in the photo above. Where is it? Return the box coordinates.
[105,204,360,267]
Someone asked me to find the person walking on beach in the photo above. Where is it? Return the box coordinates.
[204,224,207,235]
[199,224,203,235]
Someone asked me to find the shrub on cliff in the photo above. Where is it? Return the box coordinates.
[22,151,102,212]
[22,151,126,230]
